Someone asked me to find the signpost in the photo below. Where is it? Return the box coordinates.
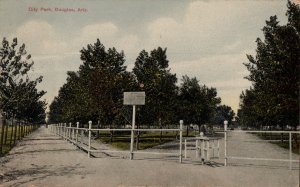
[123,92,145,160]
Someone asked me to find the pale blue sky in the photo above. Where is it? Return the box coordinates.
[0,0,289,112]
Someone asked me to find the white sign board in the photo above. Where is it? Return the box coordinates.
[123,92,145,105]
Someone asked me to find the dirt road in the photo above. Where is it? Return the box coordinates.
[0,127,299,187]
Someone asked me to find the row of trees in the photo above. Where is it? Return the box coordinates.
[237,1,299,130]
[0,38,46,123]
[48,39,234,129]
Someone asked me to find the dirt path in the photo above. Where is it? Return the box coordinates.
[0,127,299,187]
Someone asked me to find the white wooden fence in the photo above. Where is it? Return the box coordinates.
[48,120,184,163]
[48,121,299,169]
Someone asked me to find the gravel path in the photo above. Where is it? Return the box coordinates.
[0,127,299,187]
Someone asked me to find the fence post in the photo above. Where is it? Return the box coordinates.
[3,119,8,146]
[9,118,14,148]
[60,123,62,137]
[69,122,72,141]
[71,123,73,140]
[88,121,92,158]
[184,138,187,159]
[224,120,228,166]
[76,122,79,143]
[13,118,17,145]
[64,123,67,140]
[130,105,136,160]
[20,122,23,139]
[81,123,84,144]
[196,139,199,158]
[0,111,5,156]
[179,120,183,163]
[289,132,292,170]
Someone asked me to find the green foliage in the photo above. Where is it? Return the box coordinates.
[49,41,224,129]
[178,75,221,128]
[239,1,300,129]
[133,47,178,126]
[212,105,235,126]
[49,39,137,125]
[0,37,46,123]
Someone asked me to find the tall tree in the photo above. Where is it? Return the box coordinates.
[178,75,221,132]
[239,1,300,130]
[133,47,178,127]
[212,105,235,126]
[0,37,46,123]
[49,39,136,126]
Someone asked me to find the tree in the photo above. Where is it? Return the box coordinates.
[0,37,46,123]
[239,1,300,130]
[133,47,178,127]
[212,105,235,127]
[49,39,136,128]
[178,75,221,133]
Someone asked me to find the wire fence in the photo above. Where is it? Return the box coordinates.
[0,117,39,156]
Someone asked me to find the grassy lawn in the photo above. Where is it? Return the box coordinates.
[95,130,199,150]
[253,132,300,155]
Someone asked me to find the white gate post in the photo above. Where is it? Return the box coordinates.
[81,123,84,144]
[76,122,79,143]
[289,132,292,170]
[69,123,72,141]
[60,123,62,137]
[196,139,199,158]
[179,120,183,163]
[224,120,228,166]
[64,123,67,140]
[130,105,136,160]
[184,138,187,159]
[88,121,92,158]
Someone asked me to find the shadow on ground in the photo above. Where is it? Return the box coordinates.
[2,163,92,187]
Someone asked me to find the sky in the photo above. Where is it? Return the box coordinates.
[0,0,291,113]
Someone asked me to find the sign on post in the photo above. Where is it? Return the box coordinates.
[123,92,145,160]
[123,92,145,105]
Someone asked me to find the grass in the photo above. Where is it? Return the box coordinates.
[95,130,199,150]
[253,132,300,155]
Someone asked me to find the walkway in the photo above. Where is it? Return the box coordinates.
[0,127,299,187]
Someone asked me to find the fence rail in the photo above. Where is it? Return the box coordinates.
[48,121,184,163]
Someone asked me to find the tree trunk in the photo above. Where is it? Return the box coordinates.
[109,124,113,142]
[281,125,284,144]
[96,120,100,139]
[159,118,162,143]
[292,126,299,150]
[186,124,189,137]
